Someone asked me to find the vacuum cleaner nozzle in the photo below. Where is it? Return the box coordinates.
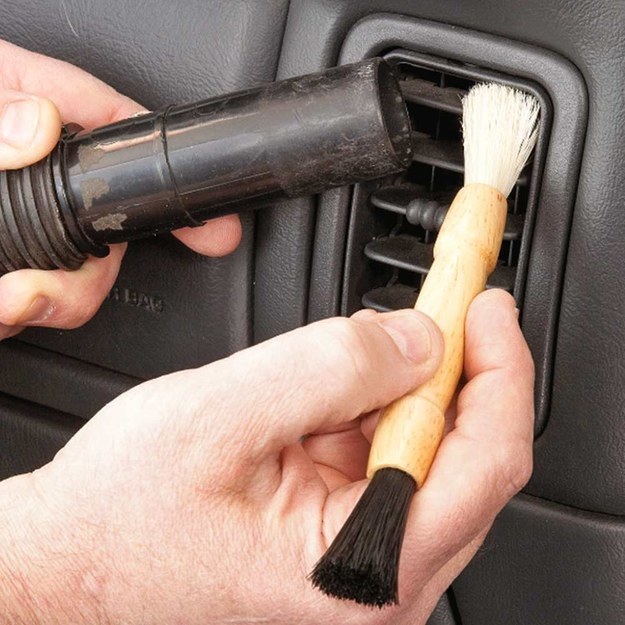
[0,58,412,273]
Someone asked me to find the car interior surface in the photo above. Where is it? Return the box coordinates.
[0,0,624,623]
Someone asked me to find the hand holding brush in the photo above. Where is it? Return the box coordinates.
[311,83,540,607]
[0,289,534,625]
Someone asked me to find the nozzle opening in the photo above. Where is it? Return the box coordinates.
[375,60,413,169]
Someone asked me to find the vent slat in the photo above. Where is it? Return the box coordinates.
[365,235,515,291]
[369,186,422,213]
[412,132,529,186]
[412,133,463,172]
[401,79,466,114]
[365,235,432,273]
[370,187,525,240]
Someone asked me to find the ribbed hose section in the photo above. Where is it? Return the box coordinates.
[0,155,86,273]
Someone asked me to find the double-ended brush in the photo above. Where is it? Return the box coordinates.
[310,83,540,607]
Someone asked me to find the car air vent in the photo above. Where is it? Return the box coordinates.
[325,25,581,437]
[341,52,545,314]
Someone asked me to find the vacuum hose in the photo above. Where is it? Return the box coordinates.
[0,58,412,272]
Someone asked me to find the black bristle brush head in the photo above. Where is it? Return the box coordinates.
[309,467,417,608]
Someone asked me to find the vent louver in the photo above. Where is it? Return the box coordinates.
[330,30,577,437]
[353,55,539,313]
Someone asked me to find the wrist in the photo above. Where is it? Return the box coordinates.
[0,473,104,625]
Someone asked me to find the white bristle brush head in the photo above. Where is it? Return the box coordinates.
[462,83,540,197]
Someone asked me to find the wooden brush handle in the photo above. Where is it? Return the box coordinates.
[367,183,508,486]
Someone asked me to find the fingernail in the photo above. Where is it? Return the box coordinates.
[16,296,53,325]
[0,98,40,148]
[378,311,434,363]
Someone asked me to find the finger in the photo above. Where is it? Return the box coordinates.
[184,309,444,461]
[0,40,143,128]
[300,411,387,489]
[456,289,534,463]
[463,289,528,380]
[173,215,242,257]
[0,244,125,329]
[302,409,377,489]
[0,89,61,168]
[0,321,24,341]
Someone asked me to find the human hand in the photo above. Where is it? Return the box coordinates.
[0,289,533,625]
[0,40,241,340]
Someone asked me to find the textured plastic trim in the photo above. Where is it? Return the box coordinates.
[0,393,83,479]
[454,493,625,624]
[0,340,138,419]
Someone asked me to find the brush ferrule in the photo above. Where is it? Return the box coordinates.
[367,396,445,487]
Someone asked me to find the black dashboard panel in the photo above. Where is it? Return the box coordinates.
[454,495,625,625]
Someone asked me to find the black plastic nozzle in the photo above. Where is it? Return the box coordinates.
[0,58,412,272]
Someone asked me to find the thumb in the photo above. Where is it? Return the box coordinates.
[181,309,444,463]
[0,89,61,169]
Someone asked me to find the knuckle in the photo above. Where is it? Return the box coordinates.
[498,443,533,497]
[501,363,534,409]
[520,343,536,382]
[320,317,371,362]
[516,449,534,489]
[498,366,521,391]
[316,317,376,385]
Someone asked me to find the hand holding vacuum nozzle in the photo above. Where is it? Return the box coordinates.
[0,58,412,273]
